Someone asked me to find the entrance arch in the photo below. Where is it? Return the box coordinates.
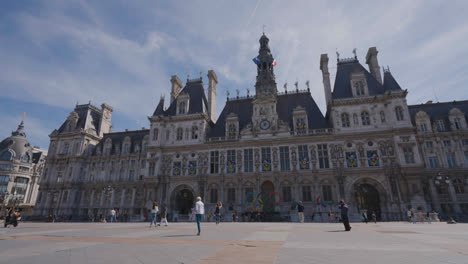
[170,185,195,215]
[354,183,381,220]
[261,181,274,195]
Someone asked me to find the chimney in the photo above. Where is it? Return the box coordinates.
[99,103,113,137]
[320,54,332,107]
[207,70,218,122]
[170,75,182,104]
[366,47,383,84]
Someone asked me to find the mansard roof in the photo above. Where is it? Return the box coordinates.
[408,100,468,131]
[152,79,208,117]
[208,91,329,137]
[332,60,385,99]
[93,129,149,155]
[57,103,102,134]
[383,70,403,92]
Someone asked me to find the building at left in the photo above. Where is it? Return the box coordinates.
[0,121,47,216]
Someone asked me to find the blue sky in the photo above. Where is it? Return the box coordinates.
[1,0,468,149]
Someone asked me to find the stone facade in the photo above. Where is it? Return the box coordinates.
[34,34,468,222]
[0,121,47,216]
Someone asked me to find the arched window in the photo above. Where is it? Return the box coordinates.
[191,126,198,139]
[0,151,12,161]
[453,178,465,194]
[361,111,371,126]
[341,113,350,127]
[395,106,404,121]
[176,128,183,141]
[354,81,365,96]
[153,128,158,141]
[22,153,30,163]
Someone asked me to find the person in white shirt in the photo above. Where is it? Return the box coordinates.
[195,196,204,235]
[110,209,116,223]
[150,202,159,228]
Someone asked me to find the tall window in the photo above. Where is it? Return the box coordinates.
[124,144,129,153]
[446,152,456,168]
[341,113,350,127]
[148,162,155,176]
[322,185,332,201]
[428,157,439,168]
[279,146,290,171]
[443,140,451,147]
[425,141,433,148]
[464,151,468,167]
[244,149,253,173]
[0,151,12,161]
[282,186,292,202]
[317,144,329,169]
[166,130,171,140]
[227,150,236,173]
[57,172,63,183]
[298,145,309,170]
[11,177,29,202]
[403,146,415,164]
[361,111,370,126]
[302,186,312,201]
[210,151,219,174]
[354,81,365,96]
[453,178,465,194]
[0,175,9,193]
[210,189,218,203]
[436,120,445,132]
[176,128,183,141]
[63,143,69,154]
[227,188,236,203]
[395,106,404,121]
[191,126,198,139]
[179,102,186,114]
[153,129,158,141]
[454,118,462,130]
[419,123,427,132]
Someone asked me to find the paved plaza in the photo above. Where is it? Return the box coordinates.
[0,221,467,264]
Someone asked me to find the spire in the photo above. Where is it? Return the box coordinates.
[153,96,165,116]
[12,120,26,137]
[254,32,277,98]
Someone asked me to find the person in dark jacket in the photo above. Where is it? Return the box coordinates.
[297,201,305,223]
[339,200,351,231]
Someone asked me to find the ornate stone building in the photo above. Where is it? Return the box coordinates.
[0,121,47,215]
[34,34,468,221]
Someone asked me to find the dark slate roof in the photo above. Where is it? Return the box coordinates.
[332,60,385,99]
[208,92,329,137]
[57,104,102,134]
[153,79,208,116]
[93,129,149,155]
[408,100,468,131]
[383,71,403,91]
[153,98,165,116]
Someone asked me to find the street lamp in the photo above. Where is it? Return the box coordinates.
[434,172,451,219]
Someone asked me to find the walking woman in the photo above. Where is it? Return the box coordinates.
[215,201,222,225]
[159,204,168,226]
[339,200,351,231]
[150,202,159,228]
[195,196,204,235]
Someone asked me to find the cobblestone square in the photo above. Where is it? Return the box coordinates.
[1,222,467,264]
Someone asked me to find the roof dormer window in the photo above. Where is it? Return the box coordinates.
[350,72,368,97]
[177,93,190,115]
[179,102,186,114]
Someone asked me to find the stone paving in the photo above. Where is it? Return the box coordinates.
[0,221,467,264]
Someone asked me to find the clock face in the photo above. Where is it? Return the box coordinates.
[260,119,270,130]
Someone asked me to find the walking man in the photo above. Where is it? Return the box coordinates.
[110,208,116,223]
[195,196,204,236]
[159,204,168,226]
[297,201,305,223]
[215,201,222,225]
[339,200,351,231]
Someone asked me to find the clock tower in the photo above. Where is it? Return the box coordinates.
[252,33,279,135]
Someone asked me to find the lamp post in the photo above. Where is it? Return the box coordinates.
[103,185,112,219]
[434,172,451,219]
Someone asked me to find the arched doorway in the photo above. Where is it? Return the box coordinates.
[354,183,381,220]
[261,181,274,195]
[174,189,194,215]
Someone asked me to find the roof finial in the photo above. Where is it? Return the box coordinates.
[294,80,299,92]
[352,48,357,59]
[226,90,230,100]
[336,49,340,62]
[200,71,203,80]
[305,80,310,91]
[284,82,288,93]
[236,88,240,98]
[262,24,266,35]
[246,87,250,97]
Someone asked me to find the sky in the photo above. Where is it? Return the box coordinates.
[1,0,468,149]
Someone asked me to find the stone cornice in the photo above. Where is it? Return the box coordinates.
[332,90,407,107]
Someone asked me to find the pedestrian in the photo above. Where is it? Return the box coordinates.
[362,211,368,224]
[195,196,204,236]
[149,202,158,228]
[297,201,305,223]
[418,211,424,223]
[334,212,339,223]
[215,201,222,225]
[371,211,377,224]
[407,210,412,223]
[190,207,196,222]
[328,211,332,223]
[110,208,116,223]
[159,204,168,226]
[426,211,431,224]
[339,200,351,231]
[411,209,416,224]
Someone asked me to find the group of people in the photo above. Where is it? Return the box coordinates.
[4,207,21,228]
[407,209,434,224]
[149,202,169,227]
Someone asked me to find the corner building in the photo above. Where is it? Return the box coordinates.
[34,34,468,221]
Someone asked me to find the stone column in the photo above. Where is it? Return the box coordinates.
[131,188,136,208]
[120,189,126,208]
[90,190,95,208]
[428,180,441,212]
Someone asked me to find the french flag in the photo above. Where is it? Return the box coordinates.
[273,59,277,67]
[252,57,260,65]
